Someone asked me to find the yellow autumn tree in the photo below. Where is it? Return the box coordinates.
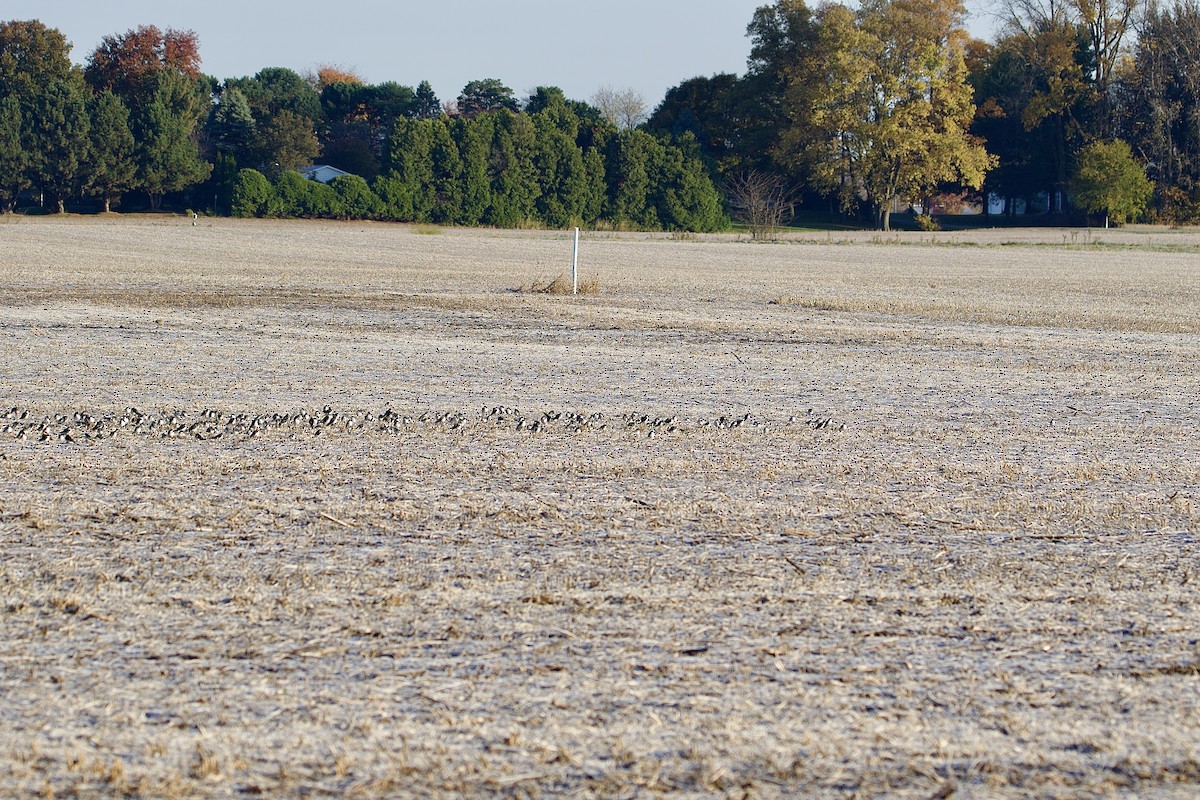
[314,64,365,90]
[779,0,995,229]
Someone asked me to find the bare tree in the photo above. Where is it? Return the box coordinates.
[725,170,798,240]
[1076,0,1142,113]
[999,0,1143,135]
[591,85,648,130]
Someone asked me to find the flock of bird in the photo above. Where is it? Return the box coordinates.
[0,405,842,445]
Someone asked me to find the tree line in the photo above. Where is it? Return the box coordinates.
[652,0,1179,228]
[3,1,1190,231]
[226,93,724,231]
[0,20,725,230]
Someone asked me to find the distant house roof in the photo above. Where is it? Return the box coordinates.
[297,165,352,184]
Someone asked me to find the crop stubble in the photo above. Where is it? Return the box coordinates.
[1,216,1199,797]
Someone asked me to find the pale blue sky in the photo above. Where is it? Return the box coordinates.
[6,1,1000,108]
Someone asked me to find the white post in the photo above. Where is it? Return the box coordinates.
[572,227,580,295]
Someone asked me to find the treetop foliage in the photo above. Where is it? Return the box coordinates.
[312,64,365,90]
[456,78,519,118]
[0,19,73,101]
[591,86,648,131]
[85,25,202,101]
[2,2,1190,228]
[413,80,441,119]
[227,67,321,121]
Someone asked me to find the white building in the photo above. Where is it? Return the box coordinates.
[296,165,352,184]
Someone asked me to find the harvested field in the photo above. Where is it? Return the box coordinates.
[1,215,1199,798]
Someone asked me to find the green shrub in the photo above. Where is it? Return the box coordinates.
[230,169,275,218]
[272,170,312,217]
[308,181,343,218]
[371,174,412,221]
[330,175,384,220]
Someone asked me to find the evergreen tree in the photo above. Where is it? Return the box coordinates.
[322,132,379,178]
[532,100,588,227]
[227,67,322,122]
[251,110,320,173]
[27,75,91,213]
[454,115,493,225]
[385,117,436,220]
[210,86,256,162]
[647,74,741,170]
[610,129,657,228]
[486,112,539,227]
[681,144,728,231]
[371,174,407,220]
[524,86,603,126]
[319,81,414,180]
[86,90,137,212]
[0,95,29,212]
[0,21,71,211]
[272,170,341,217]
[650,141,685,228]
[534,126,588,227]
[211,151,238,215]
[366,82,417,130]
[430,117,463,223]
[535,93,582,141]
[134,70,211,210]
[226,68,322,174]
[0,20,73,102]
[307,179,342,218]
[651,134,727,231]
[581,144,608,224]
[413,80,441,119]
[457,78,518,118]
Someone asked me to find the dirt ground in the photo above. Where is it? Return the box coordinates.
[1,215,1199,798]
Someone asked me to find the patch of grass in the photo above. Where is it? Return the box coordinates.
[413,224,442,235]
[998,239,1200,252]
[591,219,639,233]
[1133,660,1200,678]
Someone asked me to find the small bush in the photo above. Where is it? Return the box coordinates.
[526,273,600,295]
[577,275,601,295]
[914,212,940,231]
